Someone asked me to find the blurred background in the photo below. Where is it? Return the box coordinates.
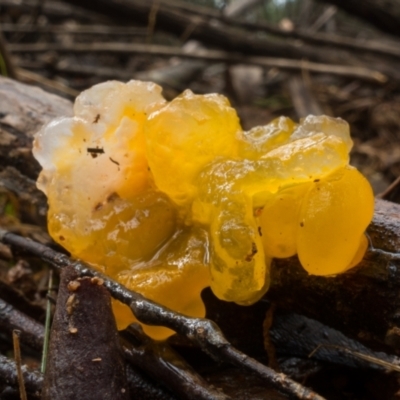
[1,0,400,199]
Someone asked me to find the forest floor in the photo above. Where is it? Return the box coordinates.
[1,1,400,399]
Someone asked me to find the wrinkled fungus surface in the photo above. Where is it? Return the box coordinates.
[33,80,374,339]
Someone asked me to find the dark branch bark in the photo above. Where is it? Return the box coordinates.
[0,279,45,321]
[317,0,400,37]
[122,325,230,400]
[0,354,43,398]
[269,313,400,370]
[0,298,44,351]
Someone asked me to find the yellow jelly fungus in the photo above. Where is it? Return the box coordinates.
[32,80,374,340]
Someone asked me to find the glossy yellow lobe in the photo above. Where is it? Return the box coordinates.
[33,80,375,339]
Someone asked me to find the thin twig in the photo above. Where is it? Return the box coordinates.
[0,229,325,400]
[13,330,27,400]
[147,0,160,43]
[16,68,79,98]
[0,31,17,79]
[41,270,53,374]
[309,344,400,372]
[376,176,400,200]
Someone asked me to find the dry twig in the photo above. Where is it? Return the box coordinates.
[12,329,27,400]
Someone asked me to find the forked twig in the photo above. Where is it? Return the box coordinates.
[0,228,325,400]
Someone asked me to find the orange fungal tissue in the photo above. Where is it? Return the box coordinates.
[33,80,374,339]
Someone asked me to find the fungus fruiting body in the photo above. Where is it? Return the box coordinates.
[33,80,374,340]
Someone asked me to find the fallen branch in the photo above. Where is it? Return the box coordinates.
[122,325,230,400]
[269,313,400,370]
[0,228,325,400]
[0,23,147,36]
[317,0,400,37]
[222,15,400,59]
[8,42,387,83]
[149,0,400,59]
[58,0,400,80]
[0,298,45,351]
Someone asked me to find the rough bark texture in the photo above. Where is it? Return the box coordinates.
[0,76,71,229]
[0,76,72,180]
[41,265,129,400]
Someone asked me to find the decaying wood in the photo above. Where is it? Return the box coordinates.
[41,265,129,400]
[0,76,72,180]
